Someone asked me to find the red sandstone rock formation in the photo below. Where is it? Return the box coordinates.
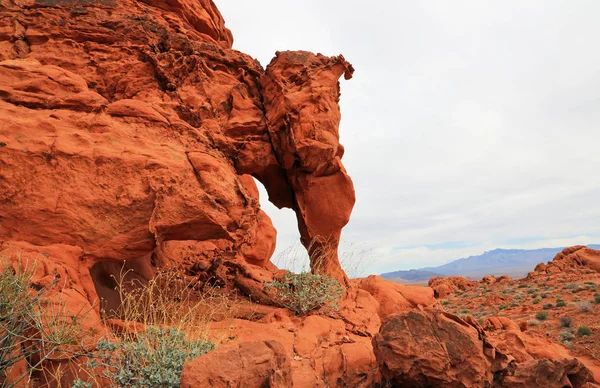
[180,340,292,388]
[2,1,597,387]
[261,51,355,283]
[429,276,478,298]
[0,0,353,302]
[373,309,594,387]
[531,246,600,276]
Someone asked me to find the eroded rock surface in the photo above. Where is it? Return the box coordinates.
[532,246,600,276]
[180,340,292,388]
[373,309,594,388]
[429,276,478,298]
[0,0,354,300]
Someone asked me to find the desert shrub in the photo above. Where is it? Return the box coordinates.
[585,283,596,290]
[559,316,572,328]
[577,301,593,313]
[560,330,574,341]
[572,286,585,293]
[265,272,343,315]
[0,260,92,387]
[562,340,574,349]
[562,283,577,290]
[577,326,593,337]
[556,299,566,307]
[543,303,554,310]
[532,298,541,305]
[594,293,600,304]
[71,269,229,388]
[90,327,214,388]
[535,311,548,321]
[498,304,508,310]
[518,284,528,289]
[527,318,541,326]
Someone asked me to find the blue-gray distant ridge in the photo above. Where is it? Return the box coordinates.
[381,244,600,283]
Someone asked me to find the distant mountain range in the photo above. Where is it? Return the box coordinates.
[380,244,600,284]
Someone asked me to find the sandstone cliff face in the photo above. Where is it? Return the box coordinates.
[0,0,355,303]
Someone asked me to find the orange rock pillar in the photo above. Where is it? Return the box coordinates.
[261,51,356,283]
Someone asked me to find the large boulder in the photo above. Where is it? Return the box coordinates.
[373,309,594,388]
[180,340,292,388]
[429,276,478,298]
[373,310,495,387]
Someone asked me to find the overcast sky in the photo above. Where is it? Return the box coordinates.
[217,1,600,275]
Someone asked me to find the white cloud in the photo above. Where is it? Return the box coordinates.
[218,0,600,274]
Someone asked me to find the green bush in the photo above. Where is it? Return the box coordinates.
[559,316,572,328]
[90,327,215,388]
[265,272,343,315]
[594,293,600,304]
[532,298,541,305]
[556,299,566,307]
[577,326,593,337]
[535,311,548,321]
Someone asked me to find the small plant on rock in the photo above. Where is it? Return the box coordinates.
[559,316,572,328]
[560,330,574,342]
[0,259,93,387]
[527,318,541,326]
[535,311,548,321]
[577,326,593,337]
[90,327,215,388]
[265,272,344,315]
[577,301,593,313]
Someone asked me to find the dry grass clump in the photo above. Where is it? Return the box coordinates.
[0,257,95,388]
[577,301,593,313]
[272,238,372,280]
[74,267,234,387]
[106,267,232,342]
[265,272,344,315]
[1,254,233,388]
